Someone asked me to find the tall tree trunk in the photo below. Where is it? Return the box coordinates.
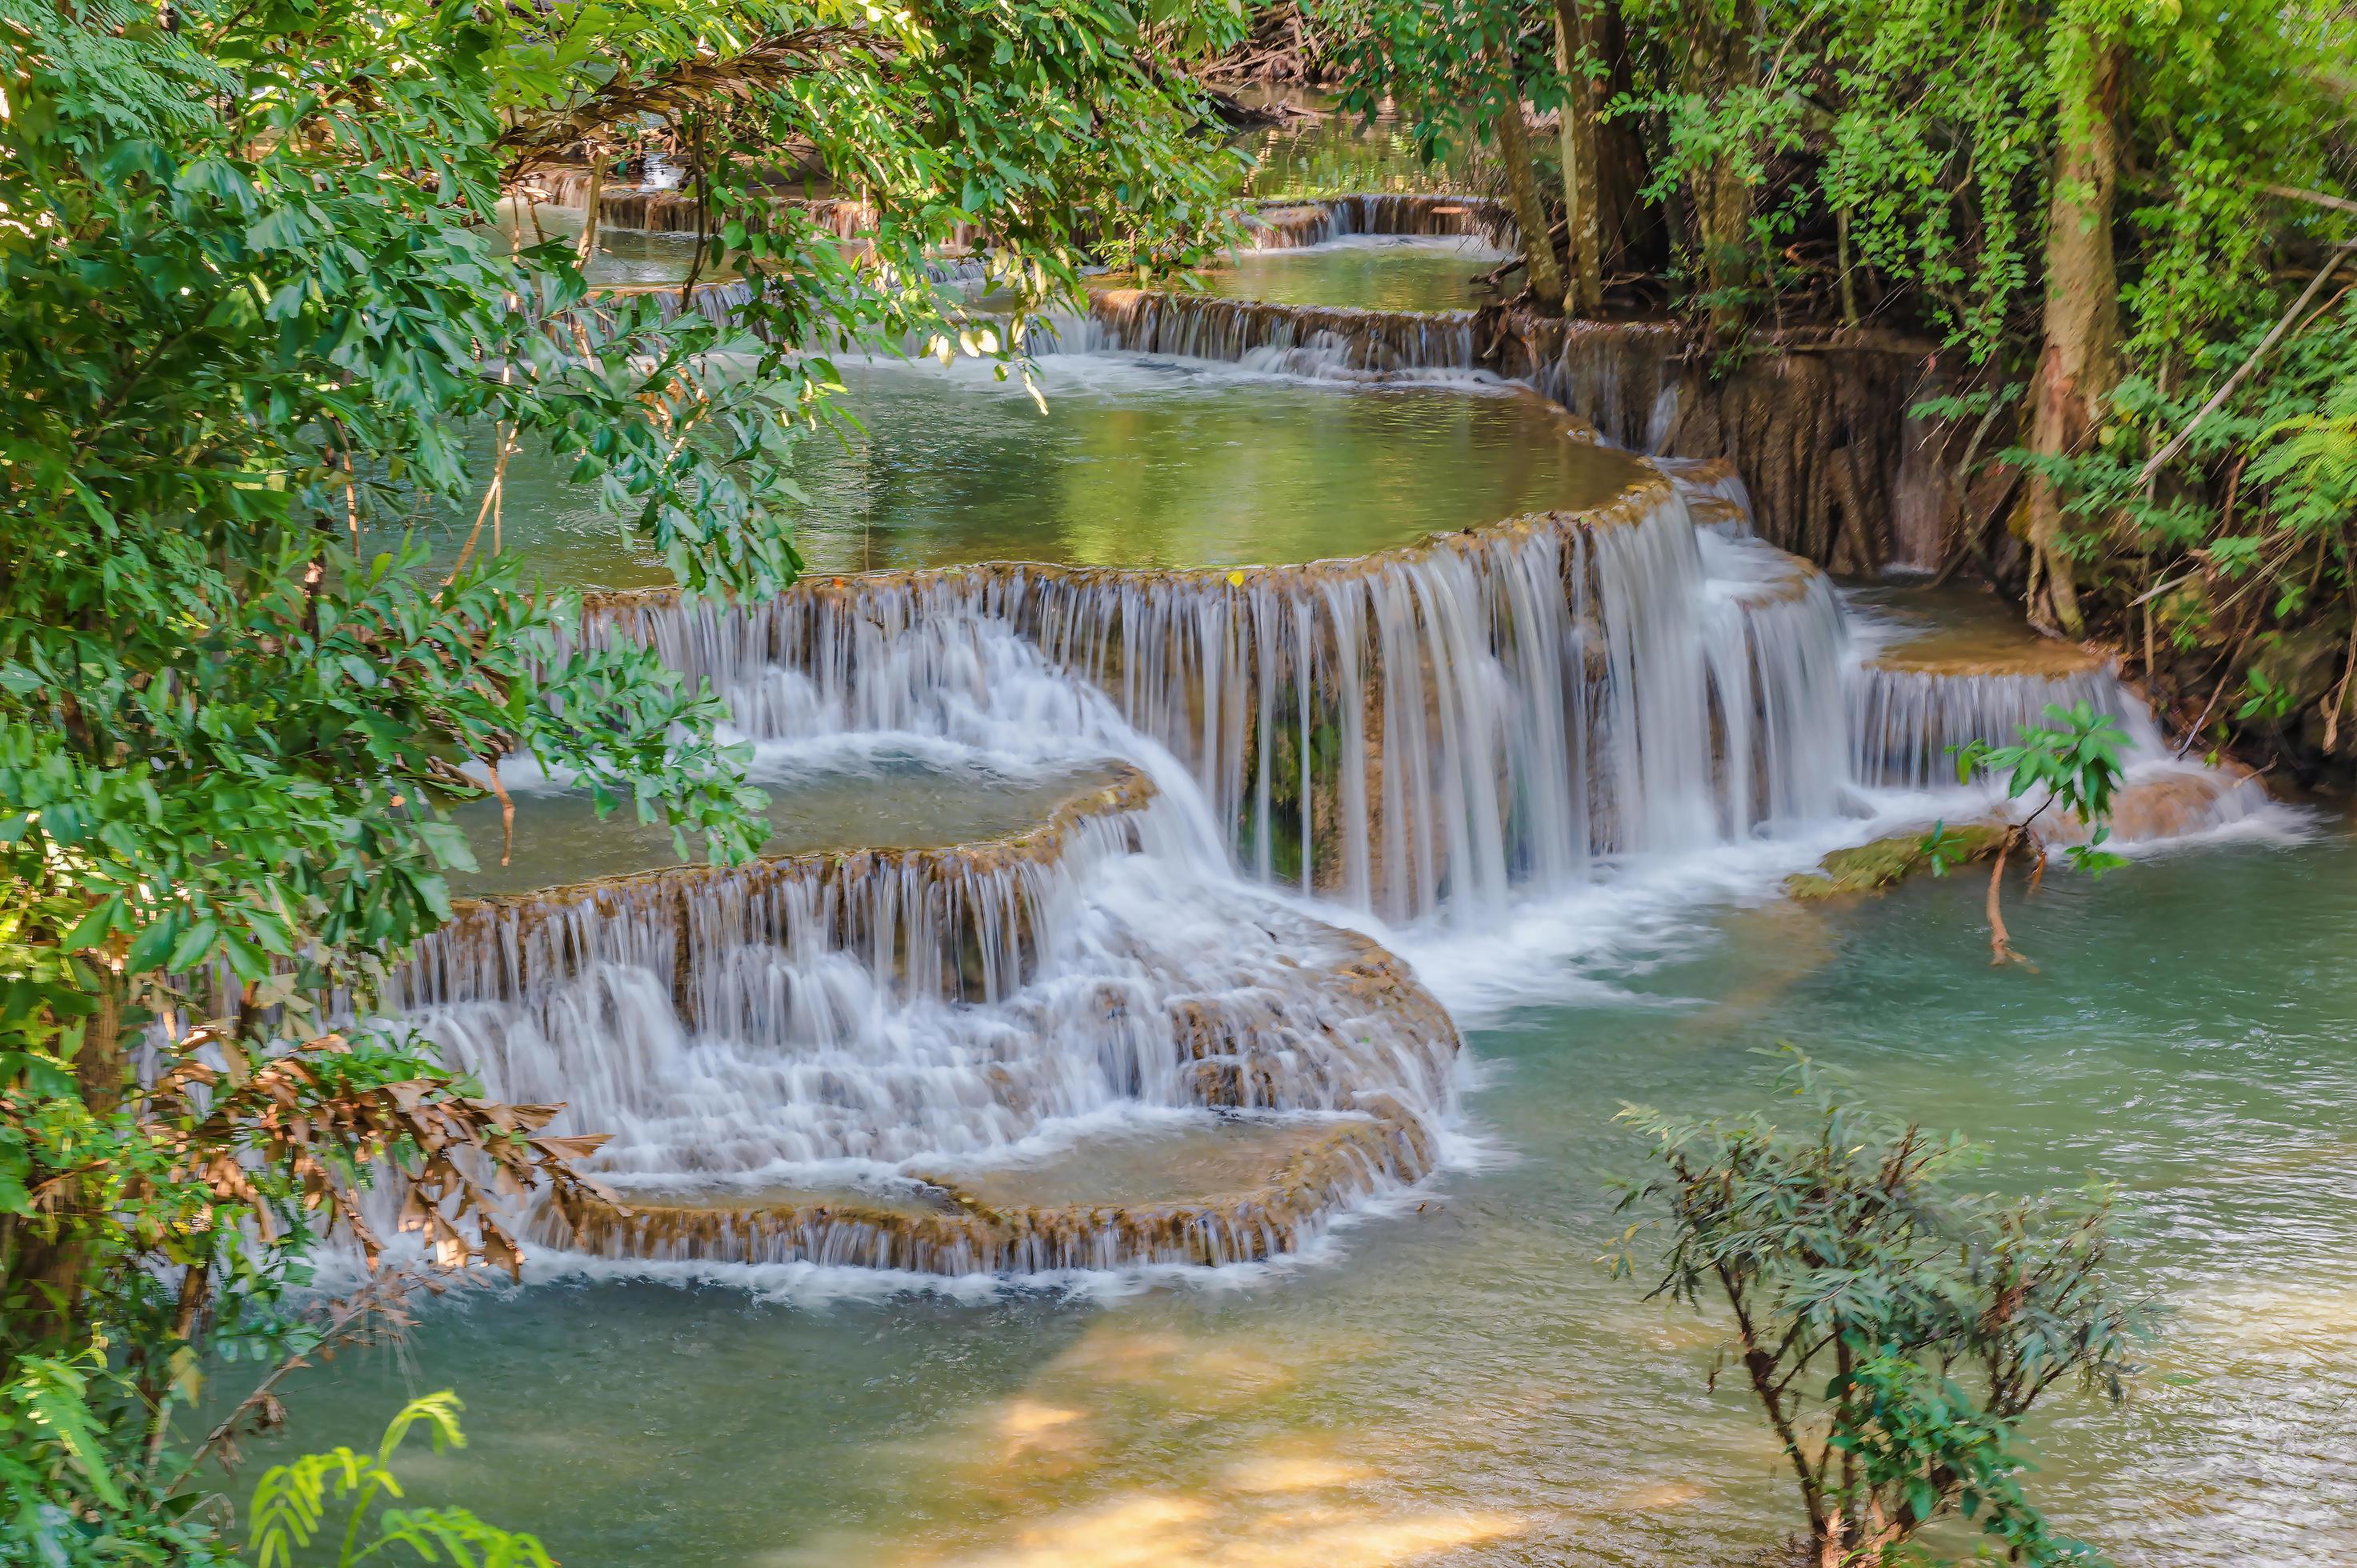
[1591,4,1654,274]
[1487,43,1566,310]
[2025,35,2123,637]
[1552,0,1605,314]
[1680,3,1756,338]
[12,954,127,1347]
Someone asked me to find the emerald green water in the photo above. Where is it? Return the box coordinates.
[494,202,716,287]
[410,362,1641,590]
[225,830,2356,1566]
[1198,239,1506,314]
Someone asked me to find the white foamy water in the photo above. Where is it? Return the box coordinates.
[382,318,2291,1282]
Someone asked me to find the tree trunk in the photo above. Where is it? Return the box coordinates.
[2025,34,2123,637]
[1695,158,1751,337]
[1591,5,1655,274]
[12,955,128,1346]
[1679,4,1756,338]
[575,157,603,267]
[1487,43,1565,310]
[1552,0,1605,314]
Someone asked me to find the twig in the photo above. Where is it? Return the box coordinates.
[482,756,514,868]
[2138,241,2355,487]
[189,1270,446,1473]
[1929,471,2023,589]
[2263,182,2357,217]
[444,422,514,583]
[2174,612,2262,758]
[2325,585,2357,752]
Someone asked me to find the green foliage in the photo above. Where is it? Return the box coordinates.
[1610,1048,2152,1565]
[246,1393,550,1568]
[0,0,1241,1559]
[1952,702,2129,875]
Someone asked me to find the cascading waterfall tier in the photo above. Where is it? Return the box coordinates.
[532,931,1456,1273]
[1841,598,2271,834]
[547,186,1955,571]
[392,762,1465,1274]
[529,169,882,242]
[577,470,1867,927]
[1064,290,1478,382]
[397,769,1160,1023]
[1848,661,2127,791]
[1246,194,1519,251]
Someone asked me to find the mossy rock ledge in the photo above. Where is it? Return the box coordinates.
[1784,822,2011,902]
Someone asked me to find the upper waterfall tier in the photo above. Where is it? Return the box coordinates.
[575,470,1875,926]
[405,359,1646,590]
[1055,289,1483,382]
[571,460,2266,934]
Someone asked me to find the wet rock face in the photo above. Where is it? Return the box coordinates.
[2038,766,2268,847]
[536,1114,1437,1272]
[1483,314,1959,574]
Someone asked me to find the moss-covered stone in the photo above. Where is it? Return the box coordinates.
[1784,822,2008,901]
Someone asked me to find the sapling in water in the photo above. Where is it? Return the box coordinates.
[1924,702,2130,965]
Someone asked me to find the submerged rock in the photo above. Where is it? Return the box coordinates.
[1785,823,2009,901]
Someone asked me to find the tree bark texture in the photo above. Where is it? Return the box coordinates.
[1487,42,1566,309]
[574,158,603,265]
[2026,35,2124,637]
[1678,3,1757,338]
[1552,0,1605,314]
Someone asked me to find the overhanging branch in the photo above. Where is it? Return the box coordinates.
[497,27,886,181]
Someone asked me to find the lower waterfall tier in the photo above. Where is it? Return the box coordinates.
[394,770,1465,1272]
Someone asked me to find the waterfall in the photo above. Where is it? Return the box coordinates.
[1246,194,1519,251]
[577,473,1871,926]
[392,769,1463,1270]
[405,252,2277,1282]
[1847,663,2130,790]
[1045,290,1481,382]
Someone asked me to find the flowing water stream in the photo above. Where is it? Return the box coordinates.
[237,135,2351,1566]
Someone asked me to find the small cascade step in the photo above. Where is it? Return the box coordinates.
[399,766,1158,1015]
[539,1110,1433,1272]
[448,754,1138,898]
[1243,194,1519,251]
[1846,582,2125,790]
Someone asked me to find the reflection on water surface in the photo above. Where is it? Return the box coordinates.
[395,360,1641,591]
